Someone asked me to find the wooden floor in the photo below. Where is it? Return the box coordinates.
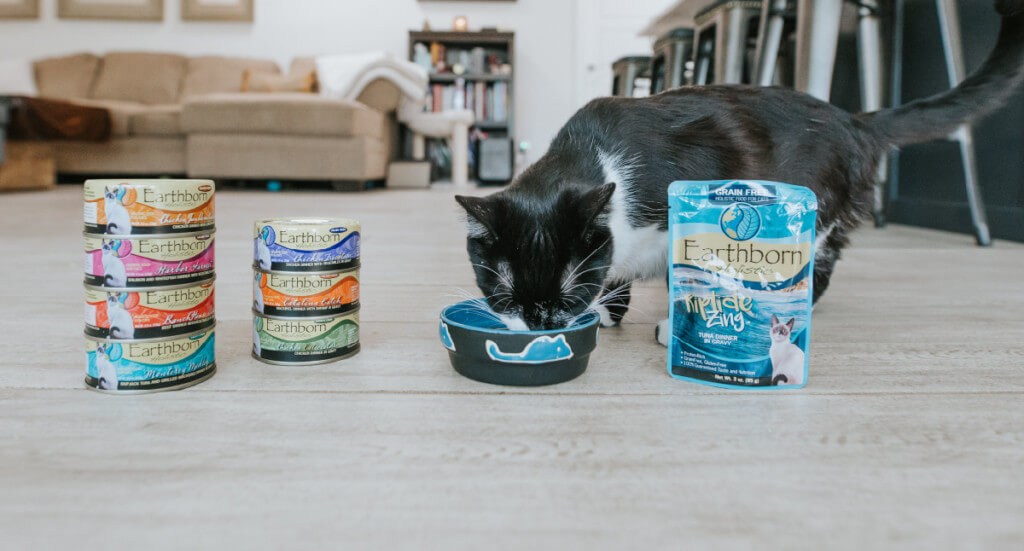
[2,186,1023,550]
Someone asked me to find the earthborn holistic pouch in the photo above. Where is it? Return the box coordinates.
[667,180,817,389]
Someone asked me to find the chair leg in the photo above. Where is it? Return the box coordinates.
[754,0,789,86]
[694,33,715,86]
[450,122,469,188]
[720,6,753,84]
[936,0,991,246]
[795,0,844,100]
[856,0,888,227]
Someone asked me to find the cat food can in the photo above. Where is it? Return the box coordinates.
[252,267,359,317]
[84,278,216,339]
[668,180,817,389]
[84,231,215,287]
[253,218,360,272]
[84,326,217,393]
[83,179,215,235]
[252,310,360,365]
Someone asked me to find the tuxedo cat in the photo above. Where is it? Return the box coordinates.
[456,1,1024,337]
[103,186,132,235]
[95,344,119,390]
[106,293,135,340]
[769,315,804,386]
[101,240,128,288]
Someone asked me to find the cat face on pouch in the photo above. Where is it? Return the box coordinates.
[770,314,795,343]
[456,183,615,330]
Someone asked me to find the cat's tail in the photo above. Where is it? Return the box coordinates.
[771,374,789,386]
[861,1,1024,146]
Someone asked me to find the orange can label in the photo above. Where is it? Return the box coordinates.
[253,270,359,316]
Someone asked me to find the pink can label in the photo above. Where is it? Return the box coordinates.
[84,233,215,287]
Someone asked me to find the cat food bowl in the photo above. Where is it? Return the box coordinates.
[439,299,600,386]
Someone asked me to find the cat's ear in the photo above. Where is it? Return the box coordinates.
[455,195,498,238]
[771,314,780,326]
[786,318,795,330]
[580,183,616,226]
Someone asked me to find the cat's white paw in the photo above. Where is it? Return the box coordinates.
[595,304,617,327]
[655,318,670,347]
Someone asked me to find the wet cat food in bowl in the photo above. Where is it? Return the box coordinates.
[439,299,600,387]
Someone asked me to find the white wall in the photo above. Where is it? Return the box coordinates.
[0,0,670,167]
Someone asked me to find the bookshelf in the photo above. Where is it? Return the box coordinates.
[409,30,515,184]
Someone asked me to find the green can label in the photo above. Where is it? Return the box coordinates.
[253,311,359,363]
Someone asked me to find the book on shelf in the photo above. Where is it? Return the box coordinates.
[423,79,508,124]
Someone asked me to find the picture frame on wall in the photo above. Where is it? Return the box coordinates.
[57,0,164,21]
[182,0,253,22]
[0,0,40,19]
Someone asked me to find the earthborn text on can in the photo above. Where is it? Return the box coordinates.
[252,310,359,365]
[83,179,215,235]
[668,180,817,389]
[253,267,359,317]
[84,230,215,287]
[84,327,216,393]
[84,278,215,339]
[254,218,360,272]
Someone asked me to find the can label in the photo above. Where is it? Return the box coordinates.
[84,233,215,287]
[85,281,215,339]
[253,311,359,363]
[84,180,215,234]
[253,269,358,316]
[254,219,360,271]
[85,330,216,392]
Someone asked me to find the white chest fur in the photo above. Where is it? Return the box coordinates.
[598,149,669,283]
[605,184,668,282]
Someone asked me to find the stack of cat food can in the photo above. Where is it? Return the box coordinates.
[83,179,217,393]
[252,218,361,364]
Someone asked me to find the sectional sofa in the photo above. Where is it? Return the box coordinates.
[30,52,401,182]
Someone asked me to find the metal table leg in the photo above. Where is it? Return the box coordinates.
[936,0,991,246]
[754,0,790,86]
[795,0,844,100]
[856,0,888,227]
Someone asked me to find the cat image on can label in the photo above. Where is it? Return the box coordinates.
[254,218,360,271]
[668,180,817,389]
[253,268,359,316]
[84,232,215,287]
[252,310,359,364]
[85,328,216,393]
[85,280,215,339]
[84,179,215,235]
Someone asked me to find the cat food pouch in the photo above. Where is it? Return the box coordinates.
[667,180,817,388]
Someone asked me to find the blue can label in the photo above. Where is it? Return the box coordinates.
[85,329,216,392]
[254,218,360,271]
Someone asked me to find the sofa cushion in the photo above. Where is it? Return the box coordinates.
[241,69,315,93]
[33,53,101,99]
[67,98,147,137]
[183,56,280,97]
[90,52,187,105]
[131,105,183,136]
[182,93,385,139]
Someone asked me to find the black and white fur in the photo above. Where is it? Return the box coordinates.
[456,1,1024,339]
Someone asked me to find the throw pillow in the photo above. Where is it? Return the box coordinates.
[0,58,38,96]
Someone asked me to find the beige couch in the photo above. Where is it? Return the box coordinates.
[32,52,400,182]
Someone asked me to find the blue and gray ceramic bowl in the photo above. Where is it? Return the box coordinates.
[439,299,600,386]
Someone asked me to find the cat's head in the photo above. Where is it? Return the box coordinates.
[104,186,119,202]
[455,183,615,330]
[770,314,795,343]
[101,239,119,256]
[106,293,123,308]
